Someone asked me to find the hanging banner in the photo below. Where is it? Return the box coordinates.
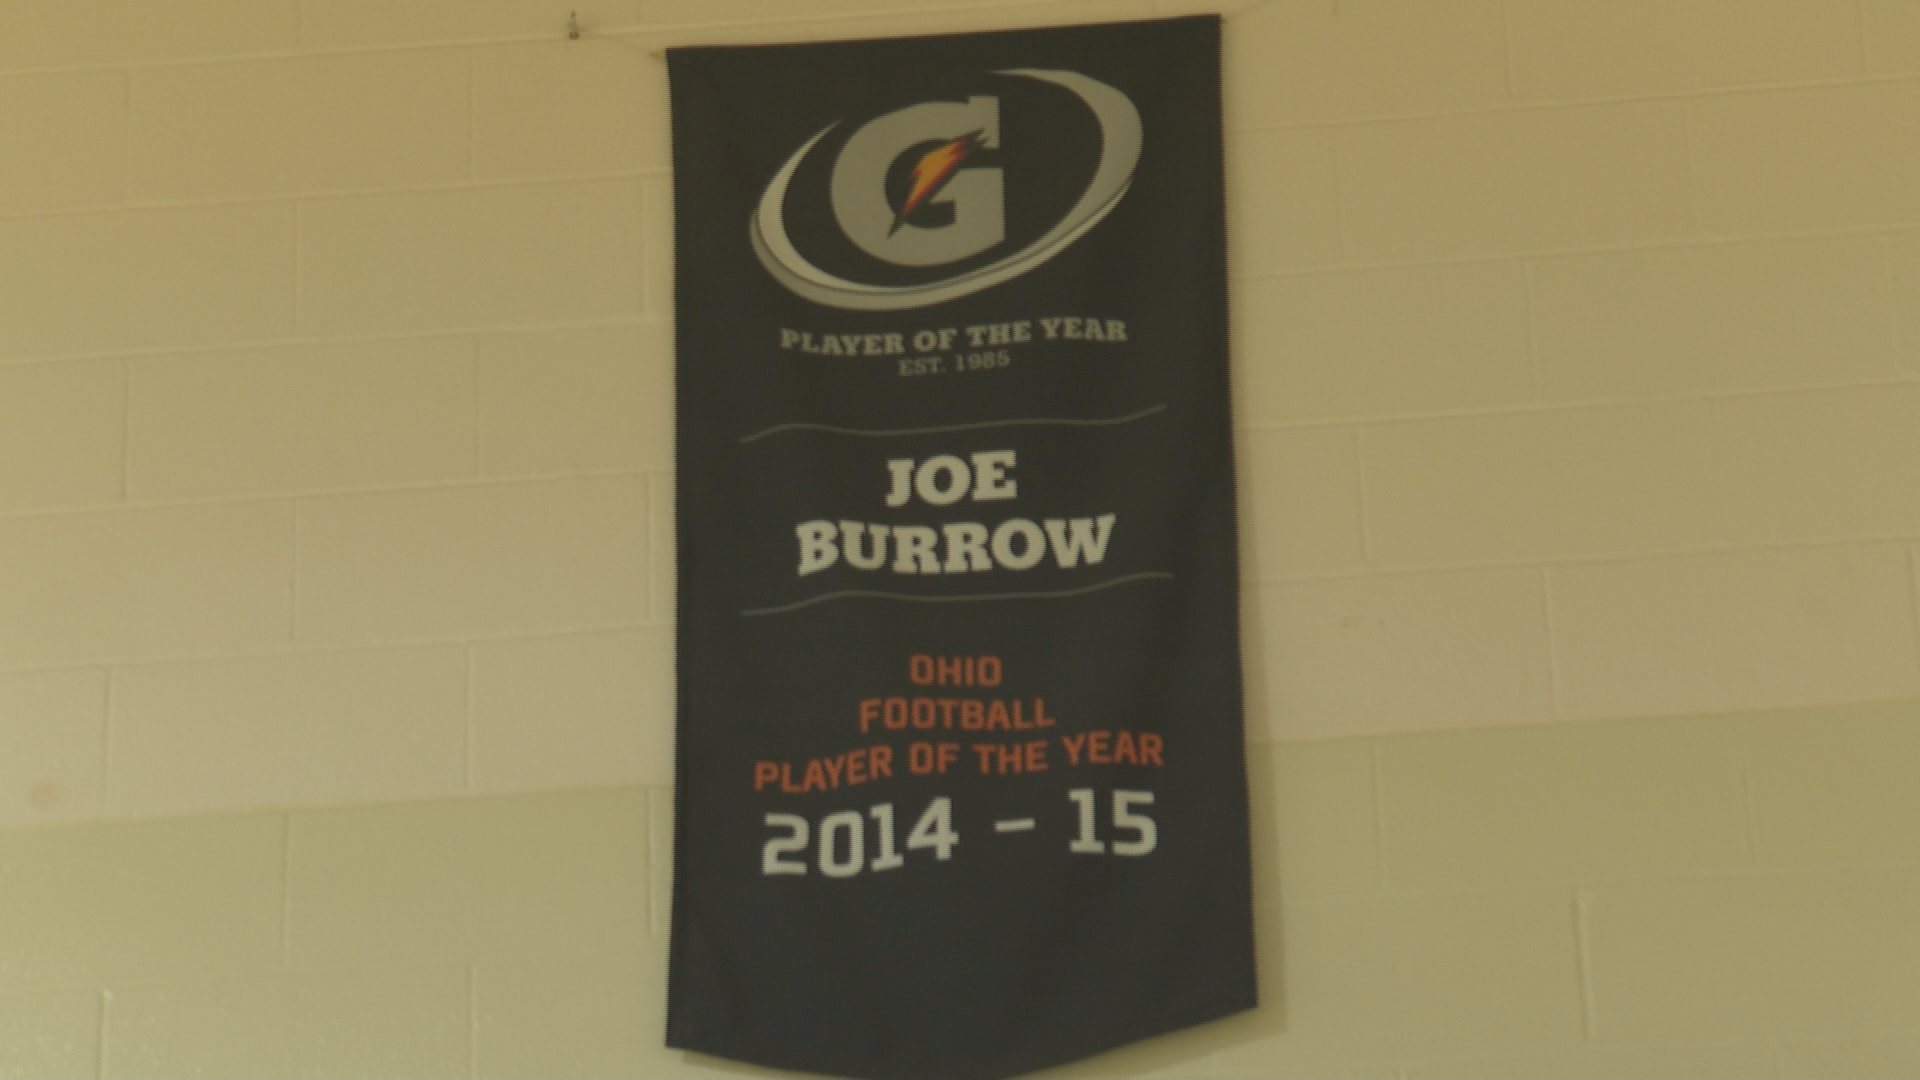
[666,17,1253,1080]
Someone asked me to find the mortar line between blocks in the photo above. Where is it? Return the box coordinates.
[1228,68,1920,134]
[0,469,660,526]
[0,171,670,226]
[0,313,666,369]
[0,28,684,80]
[1240,372,1920,435]
[1264,533,1920,582]
[1239,223,1920,283]
[0,623,664,681]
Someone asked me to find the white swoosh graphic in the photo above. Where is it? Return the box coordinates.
[751,69,1142,311]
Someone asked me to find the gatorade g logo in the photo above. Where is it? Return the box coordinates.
[752,69,1142,311]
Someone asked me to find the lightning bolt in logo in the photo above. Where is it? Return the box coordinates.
[891,130,986,236]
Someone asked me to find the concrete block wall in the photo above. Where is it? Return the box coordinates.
[2,0,1920,1076]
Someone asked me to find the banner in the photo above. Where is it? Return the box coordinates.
[666,18,1253,1079]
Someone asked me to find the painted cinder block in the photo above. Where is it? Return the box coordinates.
[1376,715,1751,888]
[297,180,645,337]
[809,0,1155,42]
[1690,81,1920,234]
[641,175,674,317]
[108,647,470,817]
[296,0,641,48]
[129,51,470,201]
[1237,888,1586,1062]
[0,359,125,515]
[1408,1041,1788,1080]
[128,340,477,501]
[1238,426,1368,582]
[0,70,127,215]
[646,784,671,942]
[474,38,664,181]
[1226,126,1342,276]
[1258,569,1557,739]
[0,0,298,74]
[295,475,647,645]
[1549,544,1920,720]
[0,204,297,363]
[0,668,107,831]
[0,987,101,1079]
[478,321,672,478]
[1507,0,1864,100]
[0,813,283,985]
[1236,261,1533,425]
[1254,738,1384,902]
[1885,231,1920,377]
[1225,0,1512,128]
[1862,0,1920,74]
[1153,0,1270,16]
[1361,401,1729,567]
[620,17,820,58]
[641,0,1033,25]
[0,501,294,670]
[1337,101,1696,263]
[104,966,472,1080]
[1742,697,1920,869]
[1531,236,1899,402]
[648,472,675,625]
[1585,868,1920,1041]
[1715,384,1920,544]
[285,788,648,967]
[1034,1019,1229,1079]
[473,949,666,1080]
[1214,1035,1401,1080]
[470,628,673,792]
[1780,1030,1920,1079]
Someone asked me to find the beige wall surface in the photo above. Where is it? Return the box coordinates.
[3,0,1920,1076]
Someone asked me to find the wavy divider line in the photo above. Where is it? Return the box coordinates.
[740,571,1174,618]
[739,404,1167,444]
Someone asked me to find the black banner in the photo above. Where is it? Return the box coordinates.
[666,18,1253,1080]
